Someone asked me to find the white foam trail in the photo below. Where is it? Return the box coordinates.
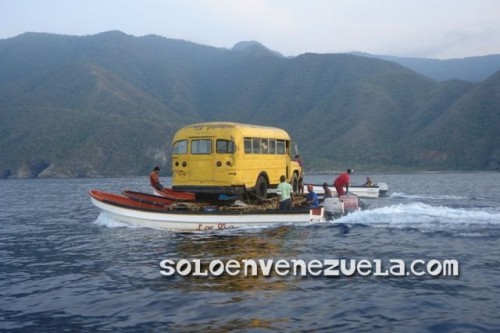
[338,202,500,228]
[390,192,467,200]
[455,232,492,238]
[93,213,137,229]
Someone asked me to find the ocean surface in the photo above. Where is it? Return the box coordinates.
[1,172,500,332]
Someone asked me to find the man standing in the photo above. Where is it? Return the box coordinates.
[277,175,293,210]
[294,154,304,194]
[333,169,353,197]
[149,166,164,190]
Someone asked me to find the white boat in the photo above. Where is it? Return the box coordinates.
[89,190,352,232]
[307,182,389,199]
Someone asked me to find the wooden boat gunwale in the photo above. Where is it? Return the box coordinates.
[153,187,196,201]
[122,190,175,207]
[93,190,311,216]
[90,190,168,210]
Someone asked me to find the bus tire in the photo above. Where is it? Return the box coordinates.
[255,175,268,199]
[291,173,299,193]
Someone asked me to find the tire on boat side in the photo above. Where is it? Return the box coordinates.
[291,172,299,193]
[255,174,268,199]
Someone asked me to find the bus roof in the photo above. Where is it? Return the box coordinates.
[173,122,292,140]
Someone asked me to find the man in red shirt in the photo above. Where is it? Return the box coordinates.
[333,169,353,197]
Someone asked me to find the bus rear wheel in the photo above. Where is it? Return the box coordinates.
[255,175,268,199]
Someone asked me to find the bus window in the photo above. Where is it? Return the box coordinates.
[244,138,252,154]
[191,139,212,154]
[173,140,188,154]
[261,138,269,154]
[216,139,235,154]
[269,139,276,154]
[277,140,285,154]
[252,138,261,154]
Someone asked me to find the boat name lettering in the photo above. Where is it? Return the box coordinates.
[196,223,234,231]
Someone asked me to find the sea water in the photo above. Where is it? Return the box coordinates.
[1,173,499,332]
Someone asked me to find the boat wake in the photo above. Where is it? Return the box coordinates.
[93,213,137,229]
[336,202,500,237]
[389,192,467,201]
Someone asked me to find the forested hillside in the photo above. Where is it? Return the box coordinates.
[357,53,500,82]
[0,31,499,178]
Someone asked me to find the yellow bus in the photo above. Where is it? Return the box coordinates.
[171,122,302,198]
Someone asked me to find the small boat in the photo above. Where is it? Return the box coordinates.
[90,190,169,210]
[89,190,357,232]
[307,182,389,199]
[123,190,175,206]
[152,187,196,201]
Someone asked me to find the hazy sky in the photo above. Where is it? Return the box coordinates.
[1,0,499,59]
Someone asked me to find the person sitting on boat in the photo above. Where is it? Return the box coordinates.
[306,184,319,208]
[333,169,352,197]
[149,166,164,190]
[322,183,333,198]
[277,175,293,210]
[363,176,374,187]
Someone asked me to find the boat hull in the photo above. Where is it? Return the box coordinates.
[90,197,316,232]
[310,183,388,198]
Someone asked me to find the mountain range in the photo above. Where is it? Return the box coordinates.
[0,31,499,178]
[354,52,500,82]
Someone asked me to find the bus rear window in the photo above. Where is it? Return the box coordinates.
[173,140,187,154]
[216,140,235,153]
[191,139,212,154]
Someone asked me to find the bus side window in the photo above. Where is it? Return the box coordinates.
[269,139,276,154]
[244,138,252,154]
[216,139,235,154]
[253,138,261,154]
[261,138,269,154]
[277,140,285,154]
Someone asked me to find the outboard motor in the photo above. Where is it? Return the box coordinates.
[339,193,360,213]
[377,182,389,197]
